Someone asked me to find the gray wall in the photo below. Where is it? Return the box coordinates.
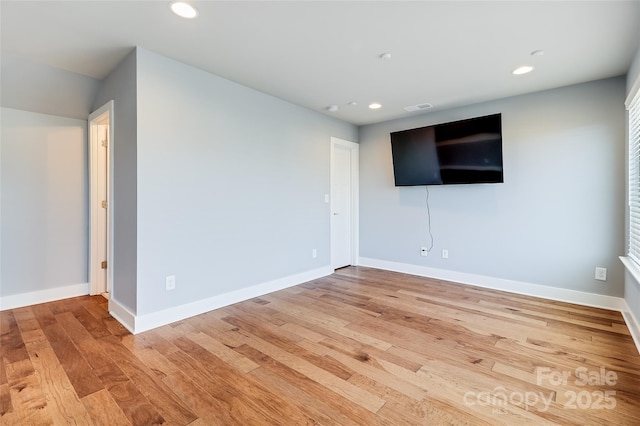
[1,108,88,296]
[1,54,100,120]
[133,48,356,315]
[92,49,138,314]
[0,56,98,305]
[626,44,640,94]
[0,46,357,318]
[359,77,626,297]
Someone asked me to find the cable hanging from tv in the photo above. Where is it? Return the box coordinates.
[425,186,434,252]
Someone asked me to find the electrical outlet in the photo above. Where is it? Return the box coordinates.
[442,249,449,259]
[595,267,607,281]
[420,247,428,257]
[166,275,176,291]
[312,249,317,258]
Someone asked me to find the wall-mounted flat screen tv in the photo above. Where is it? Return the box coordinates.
[390,113,503,186]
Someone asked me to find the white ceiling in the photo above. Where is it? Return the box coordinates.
[1,1,639,125]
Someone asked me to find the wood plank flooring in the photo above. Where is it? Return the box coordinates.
[2,266,639,425]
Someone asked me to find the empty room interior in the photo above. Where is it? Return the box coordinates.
[2,1,640,425]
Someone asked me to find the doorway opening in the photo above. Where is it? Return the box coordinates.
[88,101,113,296]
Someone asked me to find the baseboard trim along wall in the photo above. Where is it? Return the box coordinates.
[621,306,640,356]
[108,297,137,334]
[113,265,334,334]
[0,282,89,311]
[357,257,640,355]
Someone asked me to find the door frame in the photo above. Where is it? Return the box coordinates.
[88,100,114,295]
[330,137,359,269]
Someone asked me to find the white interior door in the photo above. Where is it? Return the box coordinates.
[331,138,359,269]
[89,101,113,295]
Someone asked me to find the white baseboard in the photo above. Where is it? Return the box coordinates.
[108,297,136,334]
[358,257,625,311]
[621,301,640,355]
[126,265,334,334]
[0,282,89,311]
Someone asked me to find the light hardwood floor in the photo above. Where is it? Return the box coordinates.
[1,266,639,425]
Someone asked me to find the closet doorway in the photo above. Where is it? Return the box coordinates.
[88,101,113,296]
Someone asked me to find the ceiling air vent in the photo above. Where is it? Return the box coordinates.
[403,103,433,112]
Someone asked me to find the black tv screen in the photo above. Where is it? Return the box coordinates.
[390,113,503,186]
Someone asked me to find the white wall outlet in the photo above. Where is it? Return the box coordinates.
[324,194,329,203]
[166,275,176,291]
[595,267,607,281]
[442,249,449,259]
[420,247,428,257]
[312,248,317,258]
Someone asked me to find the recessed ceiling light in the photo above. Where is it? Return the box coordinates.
[369,103,382,110]
[171,2,199,19]
[531,49,544,56]
[379,53,392,61]
[348,101,358,106]
[326,105,339,112]
[512,65,534,75]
